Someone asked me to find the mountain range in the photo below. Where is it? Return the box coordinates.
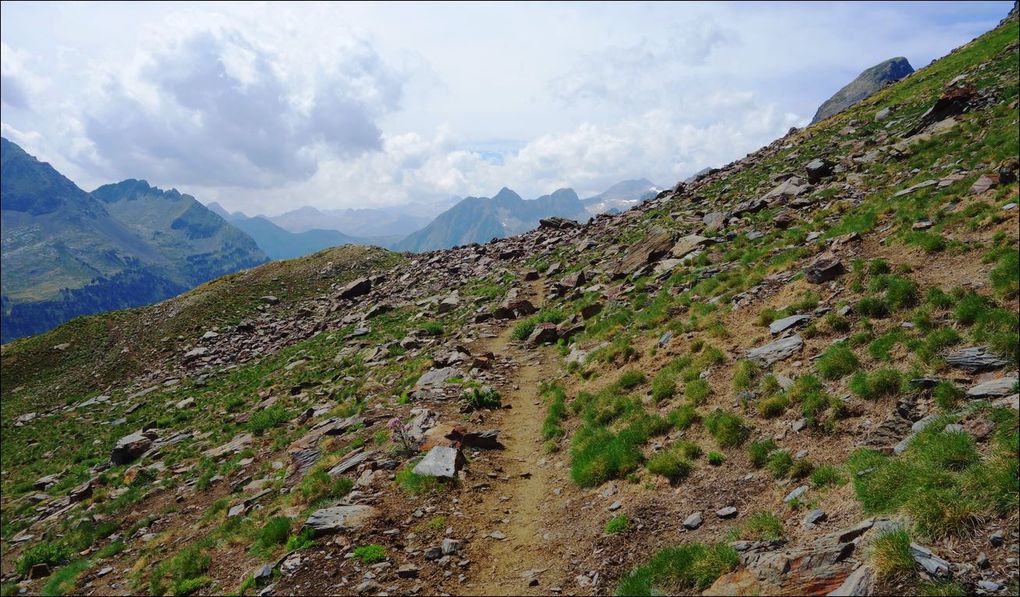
[0,139,267,343]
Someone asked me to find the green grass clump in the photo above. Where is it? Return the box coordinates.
[542,385,568,440]
[420,321,444,336]
[816,344,859,380]
[252,517,291,555]
[463,386,501,410]
[40,559,90,596]
[704,409,749,448]
[617,370,646,390]
[651,371,677,403]
[512,309,566,341]
[856,297,890,318]
[396,464,444,495]
[766,450,794,479]
[739,512,784,541]
[570,426,645,488]
[615,543,739,596]
[647,448,694,483]
[300,470,353,505]
[849,368,903,400]
[16,542,72,576]
[989,249,1019,298]
[707,452,725,466]
[605,515,630,534]
[871,275,919,310]
[933,381,964,410]
[149,543,212,596]
[917,581,967,596]
[352,544,387,564]
[810,465,846,488]
[747,439,776,468]
[732,360,758,391]
[667,405,700,430]
[248,404,292,435]
[684,378,711,404]
[757,394,790,418]
[869,527,915,582]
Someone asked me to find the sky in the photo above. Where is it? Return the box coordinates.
[1,1,1012,215]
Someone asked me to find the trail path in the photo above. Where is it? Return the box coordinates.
[460,281,574,595]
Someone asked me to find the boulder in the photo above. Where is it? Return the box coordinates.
[805,255,845,284]
[671,234,710,259]
[338,277,372,300]
[613,227,674,276]
[528,323,559,345]
[805,158,833,184]
[538,217,579,230]
[303,505,378,537]
[412,446,463,478]
[110,430,157,465]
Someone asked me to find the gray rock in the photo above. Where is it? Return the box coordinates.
[967,375,1018,398]
[784,485,809,503]
[412,446,462,478]
[803,509,827,528]
[338,277,372,300]
[827,564,874,596]
[805,256,845,284]
[769,314,811,335]
[303,505,378,537]
[977,580,1002,591]
[805,158,833,184]
[110,430,156,465]
[716,506,738,519]
[910,542,950,576]
[608,501,622,511]
[746,335,804,366]
[397,564,420,578]
[528,323,559,345]
[415,367,463,387]
[682,512,703,530]
[945,346,1009,372]
[441,538,461,555]
[328,448,374,477]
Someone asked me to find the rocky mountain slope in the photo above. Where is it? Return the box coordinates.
[0,142,267,343]
[1,10,1018,597]
[811,57,915,124]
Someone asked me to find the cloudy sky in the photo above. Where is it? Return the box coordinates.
[1,1,1012,215]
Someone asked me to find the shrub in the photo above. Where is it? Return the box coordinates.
[16,542,71,576]
[615,543,739,596]
[463,386,501,410]
[704,410,749,448]
[869,527,914,581]
[605,515,630,534]
[747,439,776,468]
[352,544,386,564]
[817,344,859,380]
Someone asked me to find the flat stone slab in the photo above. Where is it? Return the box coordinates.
[328,448,374,477]
[967,375,1018,398]
[412,446,462,478]
[303,505,378,537]
[769,314,811,335]
[784,485,809,503]
[746,335,803,366]
[415,367,463,387]
[944,346,1008,373]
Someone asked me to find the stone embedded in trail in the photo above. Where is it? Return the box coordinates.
[303,505,378,537]
[683,511,703,529]
[412,446,462,478]
[805,158,834,184]
[110,429,157,465]
[944,346,1009,372]
[769,314,811,335]
[338,277,372,300]
[967,375,1018,398]
[804,255,845,284]
[746,335,803,366]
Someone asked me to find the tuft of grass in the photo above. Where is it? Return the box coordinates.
[757,394,790,418]
[352,544,386,564]
[704,409,749,448]
[856,297,890,318]
[605,515,630,534]
[300,470,353,505]
[617,370,646,390]
[41,559,90,596]
[810,465,846,488]
[396,464,444,495]
[647,448,694,483]
[667,405,700,430]
[849,368,903,400]
[732,360,758,392]
[252,517,291,555]
[707,452,725,466]
[869,527,915,582]
[739,512,784,541]
[816,344,859,380]
[248,404,292,435]
[747,439,776,468]
[615,543,739,596]
[16,542,72,576]
[651,371,677,403]
[463,386,501,410]
[917,580,967,597]
[542,385,568,440]
[684,378,711,404]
